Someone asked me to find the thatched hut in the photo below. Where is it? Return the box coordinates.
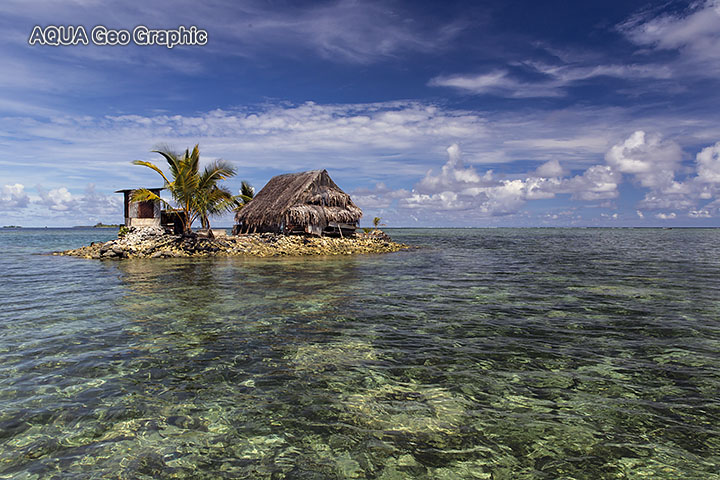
[233,169,362,236]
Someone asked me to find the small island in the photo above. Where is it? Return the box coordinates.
[55,148,410,259]
[93,222,122,228]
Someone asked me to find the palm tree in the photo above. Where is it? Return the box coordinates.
[131,144,236,234]
[233,181,255,211]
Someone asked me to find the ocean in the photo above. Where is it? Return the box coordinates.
[0,228,718,479]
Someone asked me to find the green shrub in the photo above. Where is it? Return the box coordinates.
[118,226,129,238]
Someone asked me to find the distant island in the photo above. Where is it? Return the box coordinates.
[2,225,22,229]
[71,223,122,229]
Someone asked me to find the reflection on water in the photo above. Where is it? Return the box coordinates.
[0,228,719,478]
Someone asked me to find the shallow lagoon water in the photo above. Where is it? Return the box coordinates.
[0,228,719,479]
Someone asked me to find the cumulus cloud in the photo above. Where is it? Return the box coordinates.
[0,183,30,210]
[535,159,567,177]
[415,144,495,194]
[30,184,121,220]
[695,141,720,183]
[395,144,620,217]
[561,165,621,201]
[399,144,543,215]
[622,134,720,215]
[37,186,76,211]
[689,208,712,218]
[373,134,720,222]
[605,130,682,189]
[638,184,695,211]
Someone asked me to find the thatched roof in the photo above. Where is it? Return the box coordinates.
[235,169,362,232]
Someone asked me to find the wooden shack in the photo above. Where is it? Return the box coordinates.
[115,188,163,227]
[233,169,362,236]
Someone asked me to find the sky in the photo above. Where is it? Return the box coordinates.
[2,0,720,227]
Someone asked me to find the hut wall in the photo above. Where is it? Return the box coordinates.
[128,217,161,227]
[120,189,162,227]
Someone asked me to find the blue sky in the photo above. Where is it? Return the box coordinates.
[2,0,720,227]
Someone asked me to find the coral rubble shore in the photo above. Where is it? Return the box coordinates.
[54,226,410,259]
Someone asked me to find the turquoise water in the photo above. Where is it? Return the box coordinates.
[0,228,719,479]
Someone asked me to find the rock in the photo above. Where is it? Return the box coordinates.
[60,230,410,259]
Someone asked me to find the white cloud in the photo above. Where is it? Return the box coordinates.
[104,102,487,155]
[78,184,123,217]
[620,0,720,73]
[604,131,720,215]
[689,208,712,218]
[397,144,569,217]
[415,144,495,194]
[352,182,410,209]
[374,134,720,223]
[30,184,121,220]
[429,70,566,98]
[0,183,30,210]
[225,0,465,64]
[605,130,682,189]
[527,61,673,83]
[394,143,623,219]
[638,187,696,211]
[535,159,567,177]
[428,61,672,98]
[696,141,720,183]
[624,135,720,214]
[37,187,76,211]
[561,165,621,201]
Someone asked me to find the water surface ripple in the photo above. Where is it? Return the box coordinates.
[0,228,718,479]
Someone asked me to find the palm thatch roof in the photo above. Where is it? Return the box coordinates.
[234,169,362,234]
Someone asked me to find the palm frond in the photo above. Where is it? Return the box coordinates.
[132,161,172,185]
[240,181,255,199]
[130,188,173,209]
